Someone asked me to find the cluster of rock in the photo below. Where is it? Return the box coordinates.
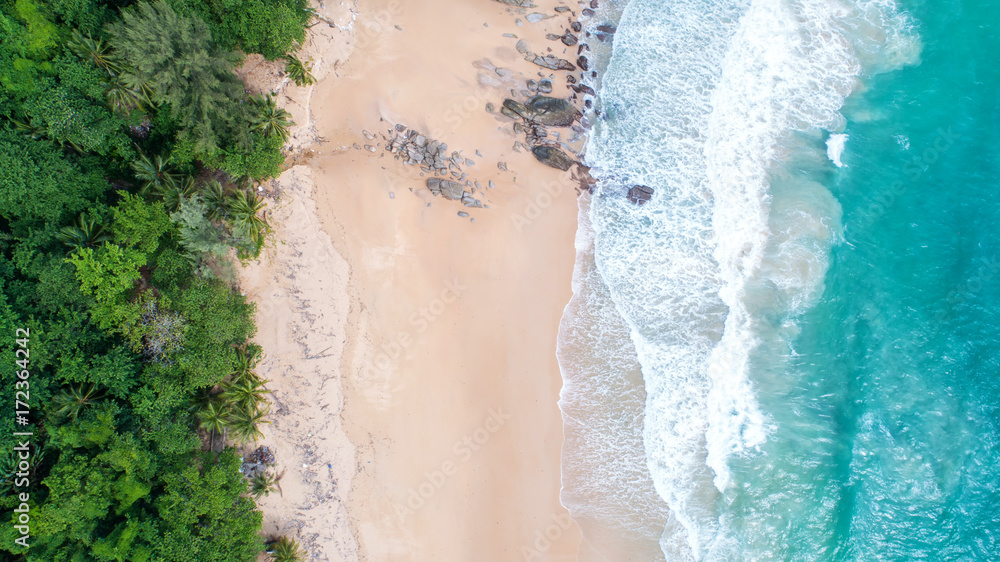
[241,445,276,478]
[628,185,654,205]
[497,95,582,171]
[384,124,484,208]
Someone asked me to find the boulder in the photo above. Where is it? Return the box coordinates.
[561,33,578,46]
[494,0,535,6]
[526,95,582,127]
[627,185,654,205]
[532,55,576,71]
[531,145,575,171]
[538,79,553,93]
[502,99,531,119]
[577,56,589,71]
[439,180,466,200]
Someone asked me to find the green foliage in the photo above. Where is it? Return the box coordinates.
[267,536,306,562]
[249,93,293,142]
[284,54,315,86]
[166,0,311,59]
[222,132,286,181]
[51,383,104,421]
[66,242,143,331]
[109,0,245,157]
[56,212,112,249]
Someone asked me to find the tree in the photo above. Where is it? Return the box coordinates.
[132,151,180,195]
[249,94,293,142]
[266,536,305,562]
[56,213,112,249]
[51,383,104,421]
[284,54,315,86]
[108,0,245,157]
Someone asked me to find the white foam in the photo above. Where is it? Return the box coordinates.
[827,134,849,168]
[580,0,918,558]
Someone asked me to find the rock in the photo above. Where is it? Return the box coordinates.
[465,158,475,166]
[462,194,484,207]
[571,21,582,32]
[561,33,578,46]
[364,144,377,152]
[458,211,470,217]
[516,39,529,54]
[526,12,548,23]
[498,161,508,171]
[415,135,427,147]
[394,123,406,132]
[532,55,576,71]
[496,67,513,77]
[577,56,589,71]
[389,192,395,199]
[353,143,361,150]
[503,33,518,38]
[502,99,531,119]
[546,33,563,41]
[500,106,521,120]
[513,122,524,134]
[363,130,374,140]
[426,177,442,194]
[628,185,654,205]
[596,32,614,43]
[439,180,465,200]
[525,95,582,127]
[597,24,617,34]
[573,84,596,96]
[582,8,594,17]
[538,79,553,93]
[532,145,575,171]
[554,6,570,12]
[494,0,535,6]
[527,79,538,91]
[489,180,496,189]
[566,74,577,84]
[591,0,599,7]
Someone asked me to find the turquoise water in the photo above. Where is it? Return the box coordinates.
[558,0,1000,559]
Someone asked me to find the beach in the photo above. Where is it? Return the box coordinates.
[238,0,587,559]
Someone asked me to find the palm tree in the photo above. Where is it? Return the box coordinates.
[249,471,279,498]
[250,94,293,142]
[196,400,230,450]
[223,376,268,412]
[51,384,104,421]
[266,536,305,562]
[67,29,121,75]
[200,180,228,221]
[132,151,179,195]
[56,214,112,249]
[227,402,270,444]
[284,55,316,87]
[233,344,264,378]
[160,175,199,213]
[226,189,269,244]
[105,75,142,114]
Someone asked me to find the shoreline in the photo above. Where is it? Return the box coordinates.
[240,0,597,559]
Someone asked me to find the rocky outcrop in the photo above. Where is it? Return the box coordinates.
[525,96,581,127]
[531,145,575,171]
[493,0,535,6]
[532,55,576,71]
[628,185,654,205]
[386,125,484,207]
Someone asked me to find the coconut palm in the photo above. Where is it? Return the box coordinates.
[250,94,293,142]
[160,175,199,213]
[233,344,264,378]
[226,189,269,243]
[284,55,315,87]
[56,214,112,249]
[249,470,279,498]
[200,180,228,221]
[223,376,269,412]
[67,29,121,75]
[227,402,270,444]
[266,536,305,562]
[51,384,104,421]
[196,400,230,450]
[132,151,179,195]
[105,74,145,114]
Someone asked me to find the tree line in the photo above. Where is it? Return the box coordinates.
[0,0,315,559]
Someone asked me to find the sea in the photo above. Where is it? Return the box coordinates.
[556,0,1000,559]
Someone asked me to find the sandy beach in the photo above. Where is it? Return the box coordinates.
[239,0,589,559]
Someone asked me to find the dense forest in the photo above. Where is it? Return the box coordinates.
[0,0,313,559]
